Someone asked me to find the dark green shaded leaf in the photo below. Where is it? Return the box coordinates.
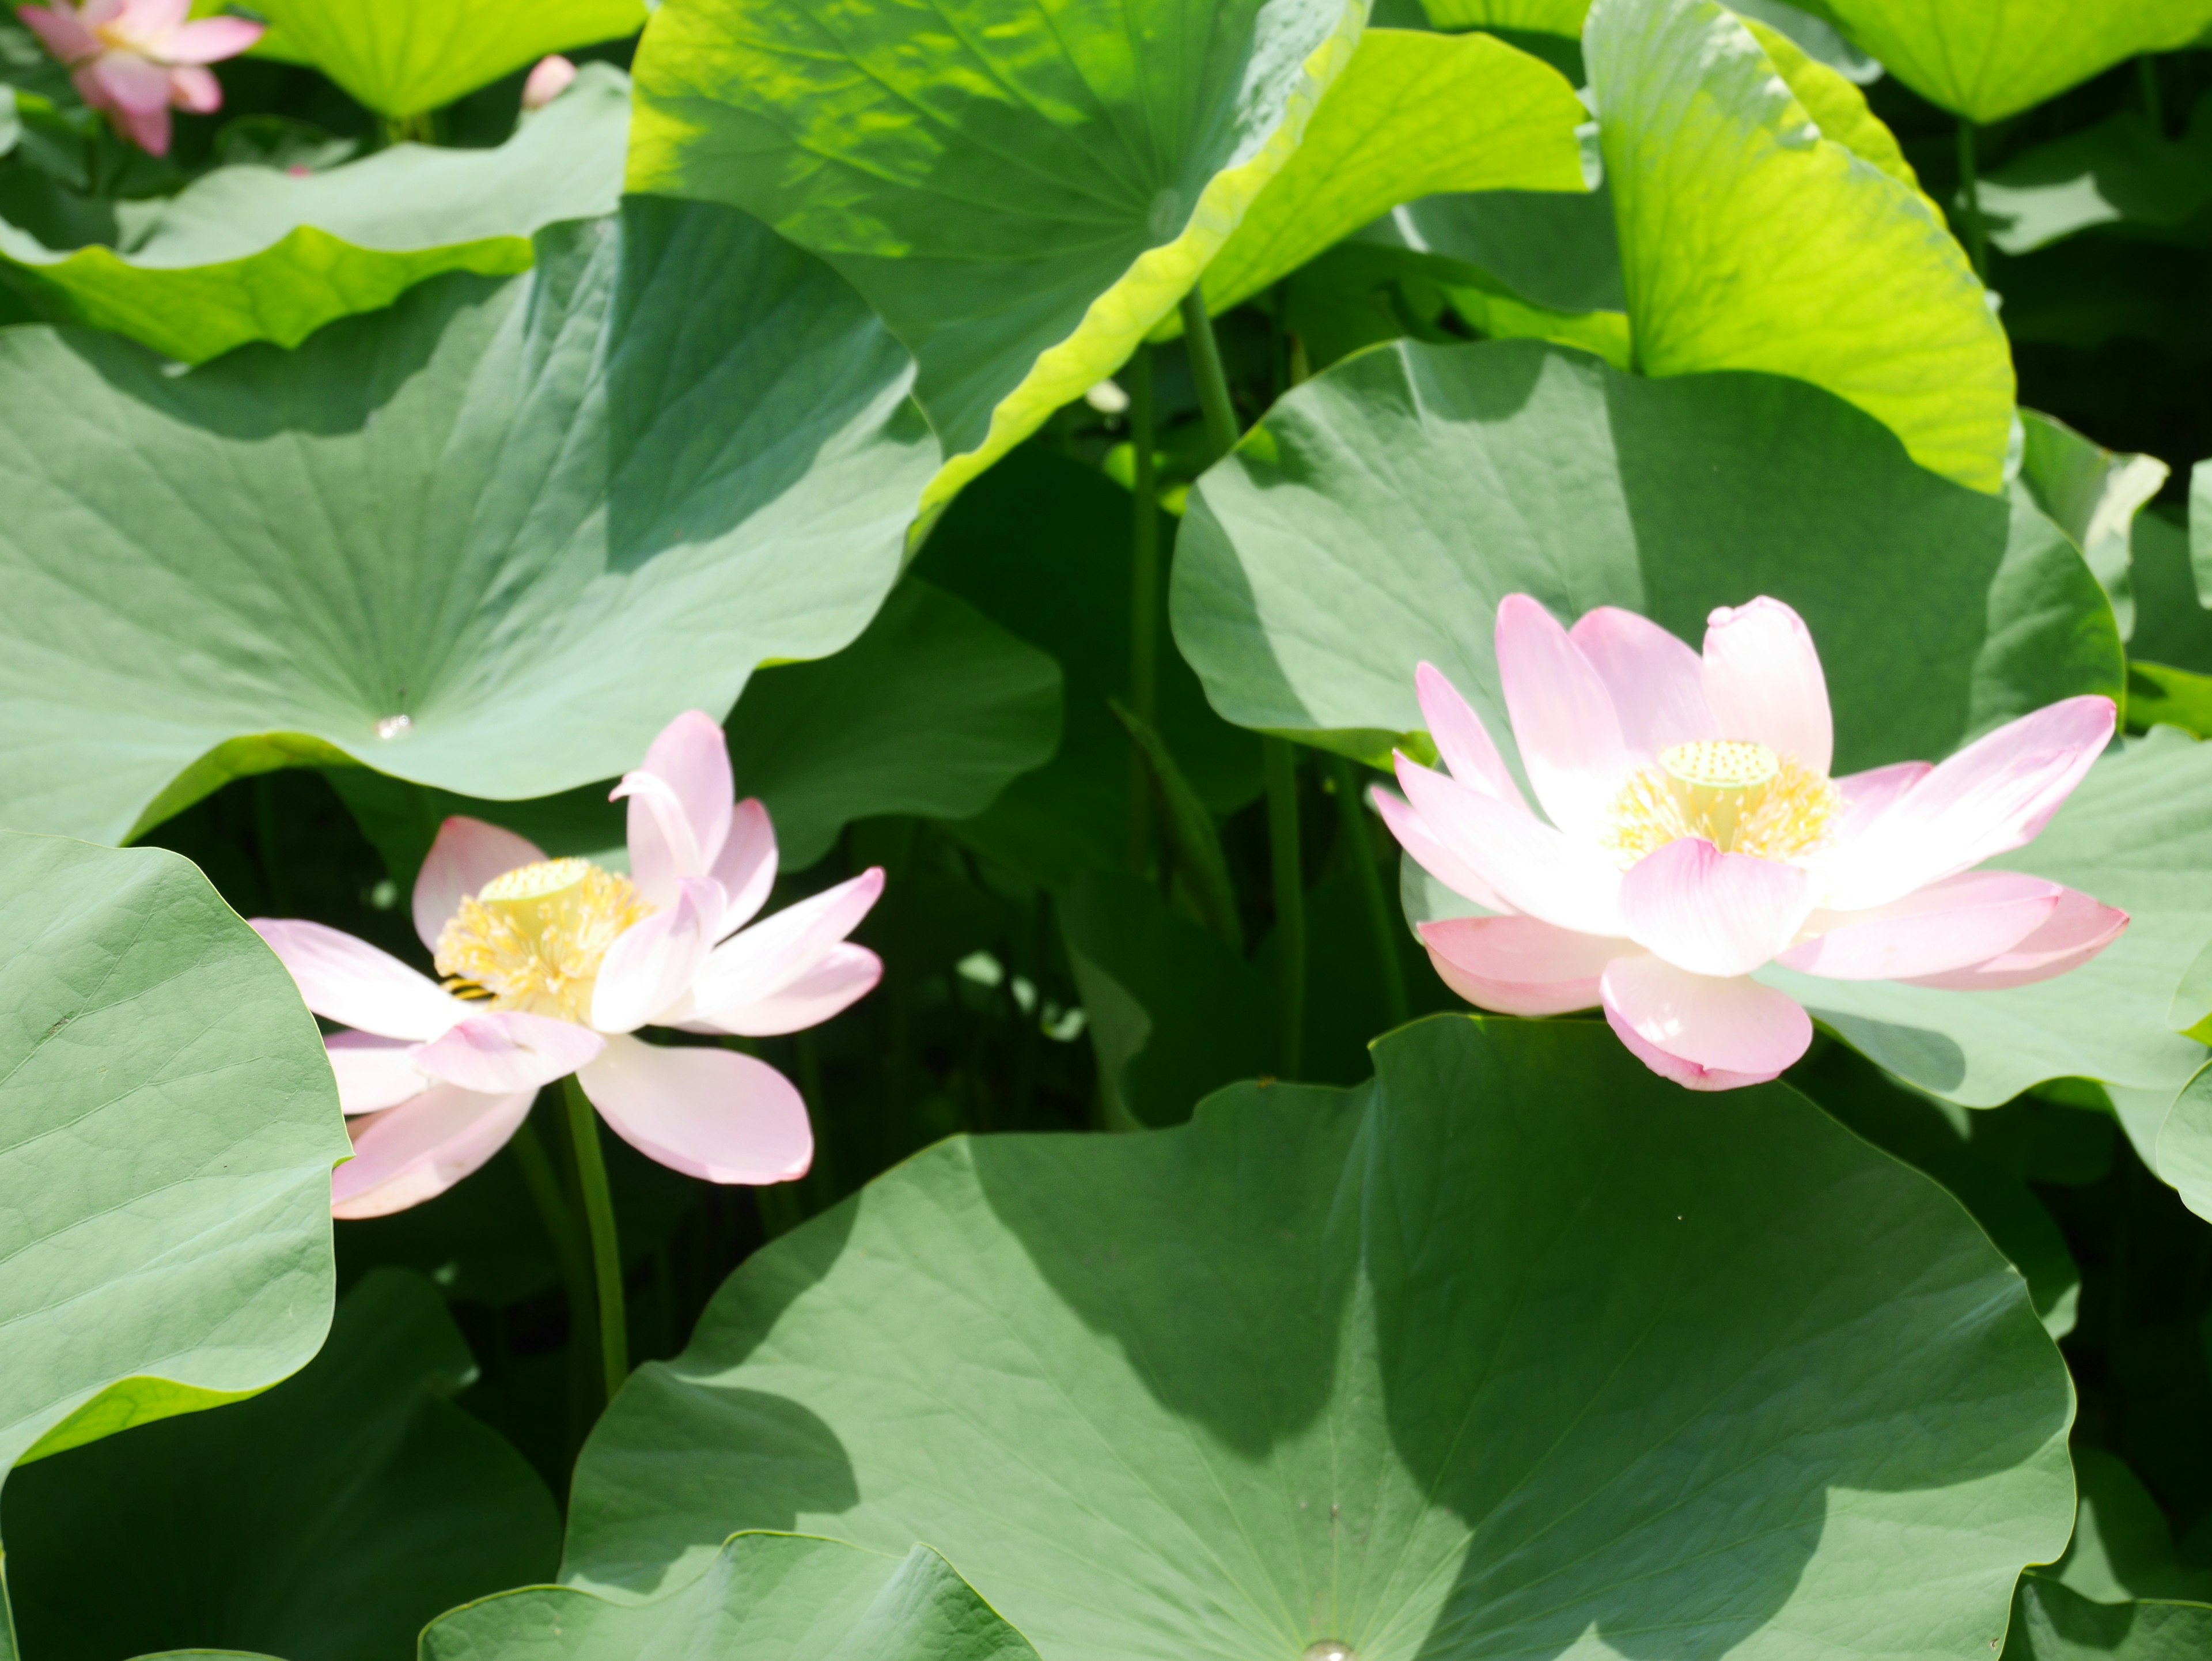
[2005,1573,2212,1661]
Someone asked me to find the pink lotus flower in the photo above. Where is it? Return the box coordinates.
[1381,596,2126,1090]
[520,53,577,111]
[253,712,885,1217]
[20,0,262,157]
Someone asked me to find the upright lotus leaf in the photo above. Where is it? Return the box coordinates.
[2006,1575,2212,1661]
[1419,0,1586,30]
[2047,1448,2212,1606]
[2020,410,2172,637]
[0,196,935,845]
[245,0,646,119]
[0,834,344,1475]
[4,1270,560,1661]
[627,0,1365,509]
[1585,0,2012,491]
[1979,102,2212,256]
[2157,1062,2212,1226]
[1817,0,2212,126]
[422,1535,1040,1661]
[1391,188,1626,312]
[565,1017,2072,1659]
[0,63,629,364]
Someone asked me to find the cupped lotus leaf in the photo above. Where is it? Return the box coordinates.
[1817,0,2212,126]
[1171,338,2118,770]
[2005,1575,2212,1661]
[0,63,628,364]
[4,1270,559,1661]
[2020,410,2172,637]
[421,1534,1041,1661]
[0,196,935,845]
[0,832,344,1477]
[1586,0,2011,491]
[563,1016,2073,1661]
[2046,1447,2212,1606]
[243,0,646,119]
[2157,1062,2212,1227]
[626,0,1365,510]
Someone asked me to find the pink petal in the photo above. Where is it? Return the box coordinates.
[710,798,778,938]
[1824,697,2118,911]
[677,868,887,1020]
[331,1085,536,1219]
[20,6,101,65]
[1372,782,1508,913]
[1831,760,1933,846]
[1415,661,1523,806]
[412,815,546,953]
[79,0,126,27]
[616,711,736,906]
[577,1033,812,1184]
[119,0,190,33]
[324,1030,427,1115]
[111,98,171,153]
[1395,755,1623,936]
[159,16,263,63]
[1902,888,2128,991]
[683,943,882,1036]
[249,919,461,1041]
[1778,870,2063,981]
[1569,606,1718,760]
[1617,837,1812,978]
[408,1009,604,1095]
[1702,599,1832,774]
[1495,594,1635,841]
[1600,952,1812,1087]
[165,62,220,112]
[85,49,172,112]
[520,52,577,109]
[1416,916,1618,1016]
[590,877,725,1034]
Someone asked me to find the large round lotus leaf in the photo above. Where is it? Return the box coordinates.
[626,0,1363,510]
[2153,1057,2212,1228]
[1586,0,2011,491]
[562,1016,2073,1661]
[422,1534,1040,1661]
[2005,1575,2212,1661]
[0,196,934,845]
[245,0,646,119]
[0,63,627,364]
[1171,336,2119,770]
[0,832,344,1473]
[4,1270,558,1661]
[1817,0,2212,126]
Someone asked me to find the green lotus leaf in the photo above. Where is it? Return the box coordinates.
[626,0,1365,510]
[1979,101,2212,256]
[0,196,935,845]
[2005,1575,2212,1661]
[562,1016,2071,1659]
[2194,460,2211,606]
[2045,1447,2212,1606]
[1419,0,1586,31]
[1586,0,2011,491]
[5,1270,559,1661]
[2020,410,2172,636]
[1390,187,1626,311]
[2157,1061,2212,1226]
[0,831,343,1479]
[0,64,628,364]
[243,0,646,119]
[1817,0,2212,126]
[421,1534,1040,1661]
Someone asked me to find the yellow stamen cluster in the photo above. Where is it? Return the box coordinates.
[1604,739,1842,867]
[434,858,654,1024]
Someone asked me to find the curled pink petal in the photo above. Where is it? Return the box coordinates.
[520,52,577,109]
[1395,755,1623,936]
[1414,661,1523,806]
[612,770,706,906]
[1372,781,1508,913]
[679,867,886,1020]
[1617,837,1813,978]
[166,63,220,112]
[21,6,102,65]
[591,876,725,1034]
[1779,870,2063,981]
[710,798,778,937]
[412,815,546,953]
[578,1033,812,1183]
[250,918,462,1041]
[1416,916,1618,1016]
[1600,952,1812,1088]
[160,15,263,63]
[324,1030,428,1115]
[1495,594,1634,840]
[1701,598,1832,774]
[1902,888,2128,990]
[617,710,736,905]
[1569,606,1718,760]
[408,1009,604,1095]
[684,943,882,1037]
[331,1084,536,1219]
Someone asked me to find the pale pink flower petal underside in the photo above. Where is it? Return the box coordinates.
[711,798,778,939]
[1414,661,1523,807]
[84,49,171,112]
[251,918,461,1041]
[324,1030,425,1115]
[1617,835,1812,978]
[412,814,546,953]
[592,876,725,1034]
[618,710,735,905]
[1372,783,1508,913]
[160,16,262,62]
[409,1009,605,1095]
[680,866,887,1021]
[331,1084,536,1219]
[578,1032,812,1184]
[1569,606,1718,760]
[1417,915,1619,1016]
[1702,597,1833,774]
[1902,888,2128,990]
[1601,953,1812,1087]
[683,943,883,1037]
[1494,593,1635,842]
[20,6,101,63]
[166,63,219,111]
[1394,756,1623,936]
[1778,870,2063,981]
[1831,760,1933,845]
[117,0,190,35]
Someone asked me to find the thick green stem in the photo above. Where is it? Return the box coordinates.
[1955,119,1987,280]
[510,1112,599,1447]
[1264,737,1306,1080]
[1179,289,1240,461]
[562,1076,628,1404]
[1329,756,1408,1030]
[1127,346,1161,871]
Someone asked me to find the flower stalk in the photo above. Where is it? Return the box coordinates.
[563,1074,628,1403]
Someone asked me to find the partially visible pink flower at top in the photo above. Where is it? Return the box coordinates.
[520,53,577,111]
[1380,594,2126,1091]
[20,0,262,156]
[253,711,885,1219]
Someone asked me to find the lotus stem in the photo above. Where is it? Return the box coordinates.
[1331,755,1408,1031]
[562,1074,628,1404]
[1955,119,1987,280]
[1264,737,1306,1079]
[1128,345,1160,871]
[1179,288,1240,461]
